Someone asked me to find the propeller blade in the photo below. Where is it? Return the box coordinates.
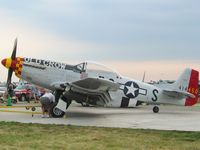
[7,68,13,88]
[11,38,17,59]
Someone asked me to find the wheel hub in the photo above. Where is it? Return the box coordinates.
[53,107,63,116]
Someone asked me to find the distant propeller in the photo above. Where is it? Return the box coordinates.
[7,38,17,94]
[142,71,146,82]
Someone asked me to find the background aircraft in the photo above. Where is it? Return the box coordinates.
[1,39,199,117]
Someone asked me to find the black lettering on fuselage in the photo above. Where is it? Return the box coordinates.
[32,59,36,63]
[36,59,41,64]
[25,58,31,63]
[49,61,52,67]
[61,64,66,69]
[24,58,74,71]
[44,60,50,66]
[52,62,56,68]
[40,60,44,65]
[152,89,159,102]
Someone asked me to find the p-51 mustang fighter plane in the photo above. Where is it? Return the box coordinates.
[1,39,199,117]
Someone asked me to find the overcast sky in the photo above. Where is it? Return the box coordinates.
[0,0,199,81]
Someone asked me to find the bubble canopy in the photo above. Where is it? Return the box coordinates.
[74,61,121,77]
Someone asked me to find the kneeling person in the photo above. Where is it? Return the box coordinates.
[40,91,55,118]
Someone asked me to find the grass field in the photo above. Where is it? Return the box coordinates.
[0,122,200,150]
[195,103,200,107]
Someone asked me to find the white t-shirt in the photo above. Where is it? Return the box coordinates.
[42,92,55,103]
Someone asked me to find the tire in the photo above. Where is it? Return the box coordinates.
[50,104,65,118]
[153,106,159,113]
[31,107,36,111]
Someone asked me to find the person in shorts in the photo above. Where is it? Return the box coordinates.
[40,90,55,118]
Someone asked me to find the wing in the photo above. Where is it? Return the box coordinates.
[71,77,119,92]
[70,78,120,103]
[52,77,120,104]
[163,89,195,98]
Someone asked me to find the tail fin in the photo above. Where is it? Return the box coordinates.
[173,68,199,106]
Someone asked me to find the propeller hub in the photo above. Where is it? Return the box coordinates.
[1,58,12,69]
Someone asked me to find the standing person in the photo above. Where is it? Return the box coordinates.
[32,87,41,103]
[39,90,55,118]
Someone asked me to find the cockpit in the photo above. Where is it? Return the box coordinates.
[74,61,121,79]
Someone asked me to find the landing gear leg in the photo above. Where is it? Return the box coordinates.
[54,90,64,103]
[61,95,72,109]
[153,106,159,113]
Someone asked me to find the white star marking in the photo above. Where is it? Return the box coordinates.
[126,83,139,96]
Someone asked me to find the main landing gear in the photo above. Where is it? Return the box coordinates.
[50,90,72,118]
[50,103,65,118]
[153,106,159,113]
[50,98,72,118]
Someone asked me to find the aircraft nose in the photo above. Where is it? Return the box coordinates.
[1,58,12,69]
[1,57,24,78]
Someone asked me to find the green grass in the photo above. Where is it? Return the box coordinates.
[195,103,200,107]
[0,122,200,150]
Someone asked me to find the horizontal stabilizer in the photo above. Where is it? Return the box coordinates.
[163,89,195,99]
